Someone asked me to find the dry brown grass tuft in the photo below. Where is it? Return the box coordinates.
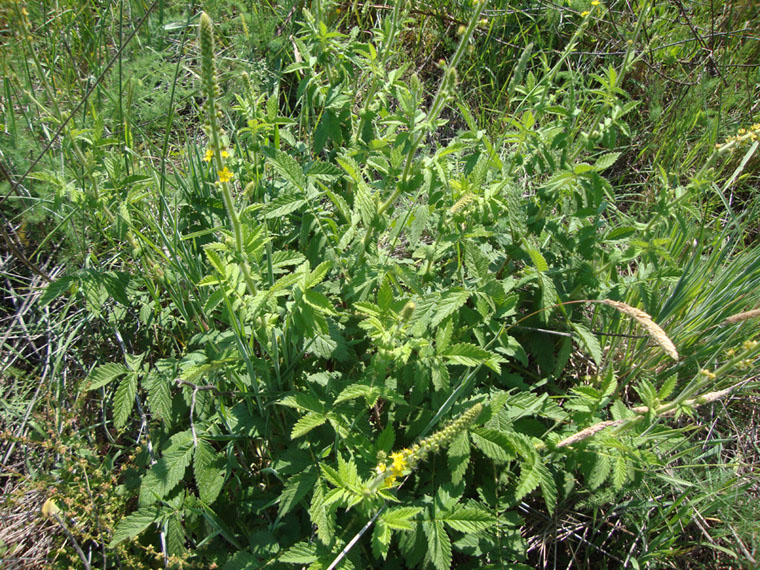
[0,484,58,569]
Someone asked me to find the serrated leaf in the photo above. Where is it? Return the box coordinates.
[442,507,495,533]
[193,440,226,505]
[448,431,471,484]
[113,373,137,429]
[594,152,621,171]
[337,454,361,492]
[435,318,453,353]
[382,506,422,530]
[372,520,392,559]
[319,463,342,488]
[440,343,493,367]
[377,280,393,311]
[261,194,307,219]
[659,375,677,400]
[306,261,332,288]
[515,456,542,501]
[303,289,337,315]
[165,515,186,557]
[108,506,160,547]
[470,428,516,462]
[525,246,548,272]
[612,455,628,490]
[431,289,471,328]
[268,149,305,189]
[335,383,380,406]
[354,181,376,226]
[570,321,603,365]
[279,542,317,564]
[588,453,611,490]
[39,275,75,307]
[424,520,452,570]
[536,461,557,514]
[139,431,194,506]
[291,412,327,439]
[278,469,318,518]
[85,363,128,391]
[143,370,172,422]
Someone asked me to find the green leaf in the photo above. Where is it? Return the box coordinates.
[306,261,332,288]
[108,506,160,547]
[515,455,542,501]
[612,455,628,490]
[659,375,678,400]
[113,373,138,429]
[443,506,495,533]
[470,428,516,462]
[424,520,452,570]
[143,370,172,423]
[569,321,603,365]
[440,343,493,367]
[588,453,611,490]
[279,542,317,564]
[139,431,194,506]
[268,149,305,189]
[594,152,621,171]
[525,246,548,272]
[377,280,393,311]
[303,289,337,315]
[38,275,75,307]
[193,440,226,505]
[381,506,422,531]
[291,412,327,439]
[536,461,557,514]
[165,515,186,557]
[354,181,376,226]
[372,519,392,559]
[335,383,380,406]
[261,194,306,219]
[84,363,128,391]
[431,289,471,328]
[278,469,318,518]
[435,318,453,353]
[448,430,470,484]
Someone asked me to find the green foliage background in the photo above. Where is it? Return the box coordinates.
[1,0,759,568]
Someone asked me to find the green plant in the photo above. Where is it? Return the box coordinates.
[3,1,759,568]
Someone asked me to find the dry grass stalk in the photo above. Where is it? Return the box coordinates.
[559,383,745,448]
[600,299,679,360]
[722,308,760,324]
[556,419,626,448]
[631,385,738,416]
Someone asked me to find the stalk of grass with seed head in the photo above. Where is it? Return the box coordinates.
[599,299,679,360]
[199,12,257,296]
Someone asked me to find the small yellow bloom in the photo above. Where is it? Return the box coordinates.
[218,167,233,183]
[221,149,230,158]
[390,451,408,475]
[591,0,600,5]
[203,149,213,162]
[581,10,590,17]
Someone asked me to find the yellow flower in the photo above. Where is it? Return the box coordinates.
[221,149,230,158]
[203,149,213,162]
[390,451,408,475]
[218,167,233,183]
[591,0,600,5]
[581,10,590,17]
